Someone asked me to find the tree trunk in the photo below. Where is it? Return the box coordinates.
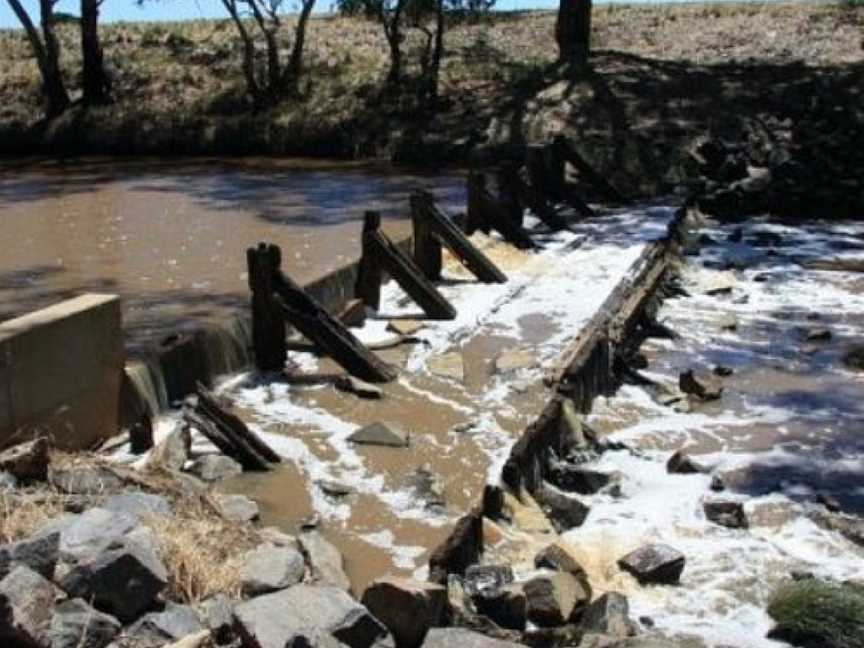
[6,0,69,117]
[221,0,263,105]
[80,0,111,105]
[383,0,405,86]
[287,0,315,92]
[556,0,592,68]
[426,0,444,108]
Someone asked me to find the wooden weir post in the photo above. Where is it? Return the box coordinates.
[247,243,287,372]
[356,211,457,320]
[497,162,525,231]
[467,172,536,250]
[410,190,507,284]
[552,135,627,204]
[528,144,594,222]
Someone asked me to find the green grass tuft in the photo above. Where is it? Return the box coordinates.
[767,580,864,648]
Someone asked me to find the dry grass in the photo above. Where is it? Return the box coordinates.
[142,495,257,604]
[0,490,65,543]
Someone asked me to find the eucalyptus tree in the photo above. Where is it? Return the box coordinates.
[80,0,111,104]
[556,0,592,69]
[5,0,70,116]
[220,0,317,105]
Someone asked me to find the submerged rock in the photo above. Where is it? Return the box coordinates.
[842,346,864,371]
[361,576,447,648]
[547,462,620,495]
[679,369,723,401]
[618,544,685,585]
[666,450,708,475]
[187,455,243,482]
[348,422,410,448]
[405,465,446,511]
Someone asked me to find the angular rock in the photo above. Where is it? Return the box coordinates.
[187,455,243,482]
[125,604,205,648]
[679,370,723,401]
[50,598,122,648]
[43,507,139,560]
[163,630,211,648]
[405,465,446,510]
[200,594,234,645]
[421,628,524,647]
[233,584,387,648]
[318,480,357,498]
[335,376,383,400]
[548,463,619,495]
[709,475,726,492]
[388,320,424,337]
[618,544,685,585]
[146,424,190,472]
[0,565,57,647]
[348,422,409,448]
[0,472,17,492]
[580,592,635,638]
[102,492,172,518]
[215,494,260,523]
[703,500,748,529]
[59,537,168,623]
[666,451,708,475]
[241,544,305,595]
[535,482,590,532]
[258,527,298,548]
[523,572,590,627]
[473,583,526,631]
[361,576,447,648]
[0,531,59,581]
[50,466,124,495]
[0,438,49,483]
[299,530,352,591]
[493,349,537,374]
[534,543,587,580]
[428,353,464,382]
[463,564,514,598]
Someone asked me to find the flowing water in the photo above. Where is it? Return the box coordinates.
[0,157,465,353]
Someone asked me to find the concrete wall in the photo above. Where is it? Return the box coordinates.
[0,294,124,450]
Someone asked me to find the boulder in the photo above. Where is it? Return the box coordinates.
[547,463,619,495]
[215,494,260,523]
[233,584,388,648]
[298,531,352,591]
[58,537,168,623]
[473,583,526,631]
[0,531,59,581]
[0,565,57,647]
[463,565,514,598]
[125,604,206,648]
[421,628,524,647]
[523,572,590,627]
[49,466,124,495]
[679,370,723,401]
[102,492,172,518]
[42,507,139,560]
[535,482,591,532]
[241,544,306,595]
[0,438,49,483]
[361,577,447,648]
[703,501,748,529]
[428,353,464,382]
[617,544,685,585]
[348,422,409,448]
[335,376,383,400]
[580,592,635,638]
[187,455,243,482]
[666,451,708,475]
[50,598,121,648]
[534,544,587,581]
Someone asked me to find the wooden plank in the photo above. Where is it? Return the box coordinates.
[196,383,281,464]
[553,135,627,204]
[247,243,287,372]
[410,191,507,284]
[272,266,397,383]
[184,410,271,471]
[363,211,456,320]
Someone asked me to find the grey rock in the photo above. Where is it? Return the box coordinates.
[0,438,49,483]
[335,376,383,400]
[703,500,748,529]
[618,544,685,585]
[299,531,352,592]
[50,598,122,648]
[59,537,168,623]
[0,531,59,581]
[125,604,205,648]
[361,576,447,648]
[0,565,57,647]
[258,527,298,548]
[42,508,139,560]
[199,594,234,645]
[187,455,243,482]
[473,583,526,631]
[808,509,864,547]
[241,544,305,595]
[146,425,190,472]
[348,422,409,448]
[547,462,619,495]
[405,465,446,510]
[102,492,172,518]
[534,544,587,580]
[581,592,636,638]
[666,451,708,475]
[318,480,356,498]
[215,494,260,523]
[0,472,17,492]
[535,482,590,532]
[679,370,723,401]
[524,572,591,627]
[422,628,523,647]
[463,564,514,598]
[50,466,125,495]
[233,584,387,648]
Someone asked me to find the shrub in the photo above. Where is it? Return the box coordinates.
[767,579,864,648]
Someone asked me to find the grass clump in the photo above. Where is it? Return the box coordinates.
[767,579,864,648]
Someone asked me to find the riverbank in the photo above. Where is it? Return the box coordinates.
[1,4,862,215]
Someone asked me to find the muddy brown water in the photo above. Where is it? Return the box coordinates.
[0,157,464,351]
